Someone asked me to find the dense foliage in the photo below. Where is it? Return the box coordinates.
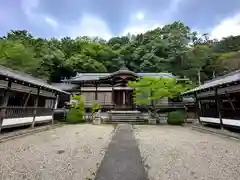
[88,102,102,121]
[66,95,85,123]
[128,76,188,119]
[1,21,240,84]
[128,76,189,105]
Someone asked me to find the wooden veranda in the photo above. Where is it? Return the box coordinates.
[182,70,240,129]
[0,65,70,131]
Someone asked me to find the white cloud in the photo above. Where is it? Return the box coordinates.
[21,0,39,18]
[21,0,59,28]
[45,17,58,28]
[134,12,145,21]
[122,11,162,35]
[210,13,240,40]
[67,14,113,40]
[161,0,186,21]
[122,22,162,35]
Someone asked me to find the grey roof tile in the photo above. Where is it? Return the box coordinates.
[51,83,78,91]
[0,65,69,94]
[65,72,174,82]
[183,70,240,95]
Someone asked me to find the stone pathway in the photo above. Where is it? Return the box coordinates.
[95,124,148,180]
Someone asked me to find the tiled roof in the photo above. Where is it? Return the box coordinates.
[51,83,78,91]
[137,73,174,78]
[0,65,69,94]
[65,72,175,82]
[182,70,240,95]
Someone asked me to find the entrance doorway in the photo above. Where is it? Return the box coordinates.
[113,90,134,109]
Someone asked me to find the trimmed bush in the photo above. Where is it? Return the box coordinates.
[92,103,102,113]
[66,95,85,124]
[167,110,185,125]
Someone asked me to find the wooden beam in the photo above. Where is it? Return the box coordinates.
[150,90,154,107]
[52,94,59,124]
[194,92,202,124]
[225,90,236,111]
[215,88,223,129]
[32,87,40,128]
[0,80,12,132]
[23,91,32,108]
[111,81,114,106]
[79,83,82,95]
[95,83,98,100]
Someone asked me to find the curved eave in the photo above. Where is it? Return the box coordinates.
[99,70,138,80]
[70,79,110,84]
[182,80,240,97]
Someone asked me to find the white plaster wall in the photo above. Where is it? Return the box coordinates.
[2,116,52,128]
[200,117,240,127]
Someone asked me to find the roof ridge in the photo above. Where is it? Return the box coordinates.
[0,65,69,94]
[204,69,240,84]
[0,65,47,83]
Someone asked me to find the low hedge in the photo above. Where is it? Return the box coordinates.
[167,110,185,125]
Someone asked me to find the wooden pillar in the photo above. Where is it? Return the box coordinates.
[24,91,32,107]
[123,91,125,105]
[95,82,98,101]
[150,90,154,107]
[54,94,59,109]
[194,92,202,124]
[79,83,82,95]
[32,87,40,128]
[111,81,114,106]
[53,93,59,124]
[215,88,223,129]
[0,80,12,132]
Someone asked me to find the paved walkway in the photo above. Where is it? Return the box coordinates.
[95,124,148,180]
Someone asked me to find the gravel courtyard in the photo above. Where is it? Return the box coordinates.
[0,124,114,180]
[134,125,240,180]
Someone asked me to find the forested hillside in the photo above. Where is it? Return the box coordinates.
[0,21,240,84]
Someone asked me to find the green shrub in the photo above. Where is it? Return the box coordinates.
[91,103,102,113]
[66,95,85,124]
[167,110,185,125]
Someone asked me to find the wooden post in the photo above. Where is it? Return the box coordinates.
[198,69,201,85]
[0,80,11,132]
[123,91,125,105]
[95,82,98,101]
[53,93,59,124]
[111,81,114,107]
[150,90,154,107]
[79,83,82,95]
[225,91,235,111]
[23,91,32,108]
[194,92,202,124]
[215,88,223,129]
[54,94,59,109]
[32,87,40,128]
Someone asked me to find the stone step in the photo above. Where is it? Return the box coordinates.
[104,120,145,124]
[107,110,144,122]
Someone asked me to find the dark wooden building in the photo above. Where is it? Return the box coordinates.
[182,70,240,128]
[53,67,180,111]
[0,66,70,131]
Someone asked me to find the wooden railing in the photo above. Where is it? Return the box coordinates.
[136,102,185,111]
[155,102,185,108]
[84,101,114,107]
[2,106,53,119]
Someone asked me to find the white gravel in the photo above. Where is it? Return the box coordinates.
[0,124,114,180]
[134,125,240,180]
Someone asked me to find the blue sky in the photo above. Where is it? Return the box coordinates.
[1,0,240,40]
